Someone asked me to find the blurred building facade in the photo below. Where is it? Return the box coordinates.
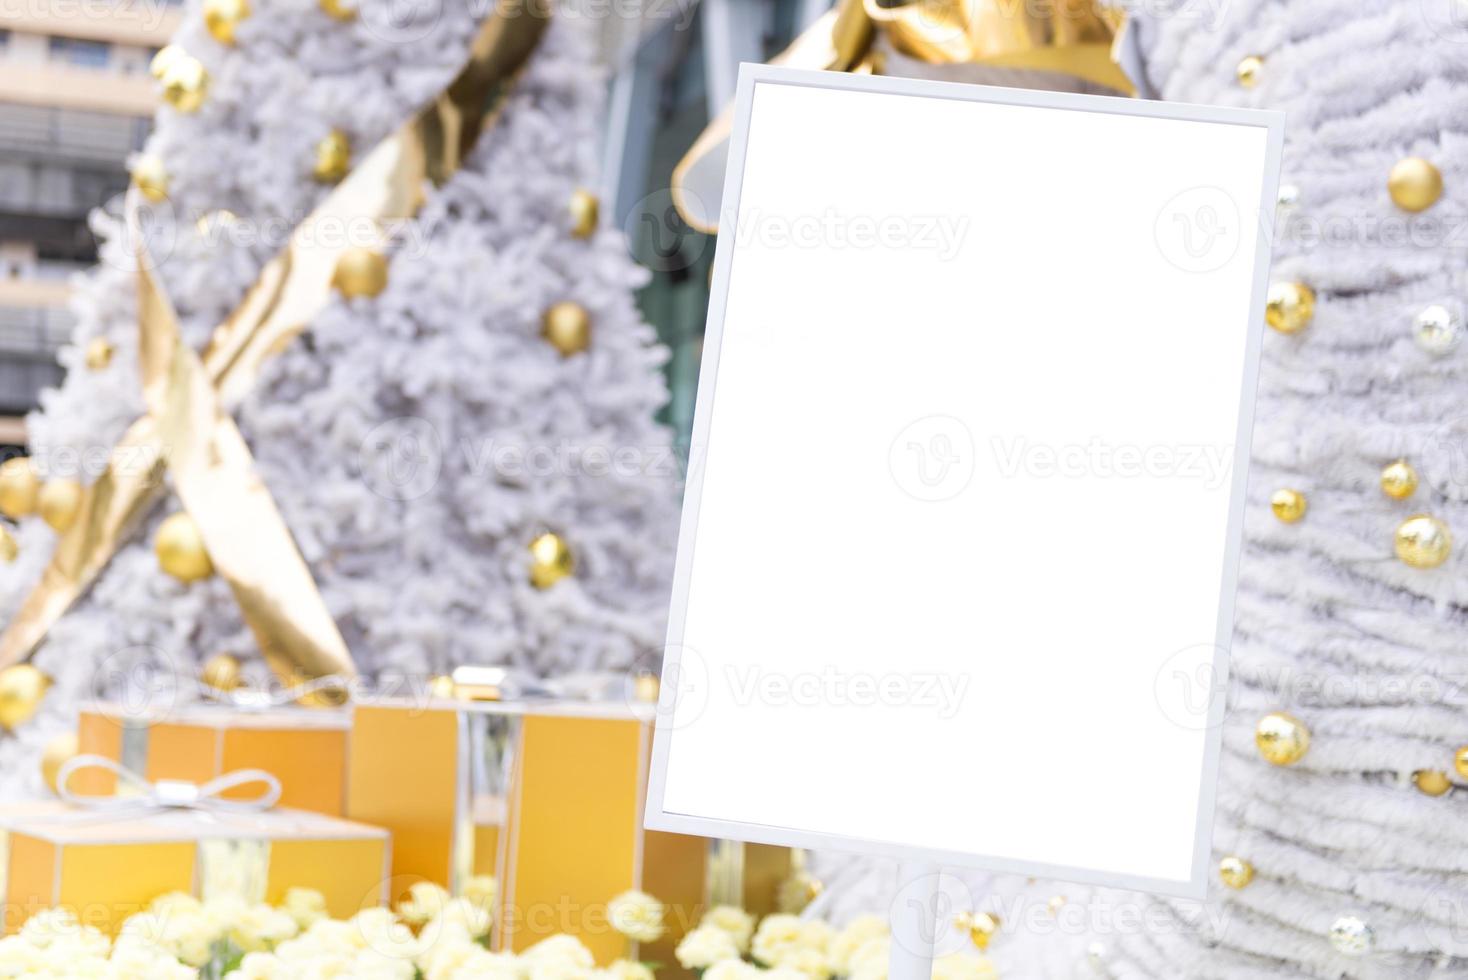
[0,0,178,450]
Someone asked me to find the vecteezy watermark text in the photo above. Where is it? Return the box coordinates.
[723,665,969,718]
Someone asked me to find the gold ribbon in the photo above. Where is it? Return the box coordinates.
[0,3,549,679]
[672,0,1134,232]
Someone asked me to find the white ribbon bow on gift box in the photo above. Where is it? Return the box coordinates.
[56,754,282,817]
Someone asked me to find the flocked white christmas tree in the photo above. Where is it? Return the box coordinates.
[0,0,681,795]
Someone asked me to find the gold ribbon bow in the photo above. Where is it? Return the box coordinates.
[0,4,549,681]
[672,0,1133,232]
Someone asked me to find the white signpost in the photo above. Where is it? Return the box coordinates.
[645,65,1284,979]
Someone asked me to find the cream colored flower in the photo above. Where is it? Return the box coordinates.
[463,875,498,913]
[700,905,756,953]
[398,882,453,925]
[281,887,329,930]
[607,890,665,943]
[774,946,832,980]
[0,935,42,975]
[149,892,205,918]
[768,968,816,980]
[931,952,997,980]
[846,936,889,980]
[348,947,420,980]
[675,925,742,969]
[829,916,889,974]
[598,958,656,980]
[705,959,765,980]
[453,947,530,980]
[522,933,596,970]
[117,909,219,968]
[751,914,804,965]
[106,944,196,980]
[229,903,300,953]
[226,951,288,979]
[430,897,493,940]
[352,906,425,961]
[416,931,485,980]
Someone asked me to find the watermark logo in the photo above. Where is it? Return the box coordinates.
[647,644,709,730]
[360,0,443,43]
[1153,643,1228,731]
[625,188,709,274]
[357,416,444,501]
[889,415,976,502]
[1423,417,1468,502]
[87,645,179,722]
[1154,186,1240,273]
[887,871,974,959]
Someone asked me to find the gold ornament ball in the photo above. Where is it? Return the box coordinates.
[1380,460,1418,501]
[332,248,389,299]
[1395,515,1452,569]
[1414,770,1452,797]
[204,0,251,45]
[568,189,599,239]
[202,652,242,692]
[37,479,83,533]
[149,43,185,80]
[1454,746,1468,780]
[131,155,170,202]
[1256,711,1310,766]
[84,336,114,371]
[632,672,660,703]
[542,301,591,357]
[160,54,210,113]
[0,525,16,563]
[0,456,41,519]
[1270,488,1307,524]
[0,664,51,731]
[967,911,1000,951]
[154,511,214,583]
[1046,896,1066,917]
[1236,55,1264,88]
[528,531,574,590]
[1219,856,1254,890]
[313,129,352,183]
[1265,281,1315,335]
[40,732,80,795]
[1388,157,1443,213]
[320,0,356,20]
[428,674,457,699]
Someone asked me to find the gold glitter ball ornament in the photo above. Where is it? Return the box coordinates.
[85,337,115,370]
[0,456,41,519]
[1380,460,1418,500]
[0,664,50,731]
[37,479,83,533]
[528,532,574,589]
[204,0,251,45]
[569,189,599,239]
[542,301,592,356]
[154,511,214,583]
[313,129,352,183]
[1265,281,1315,334]
[202,652,242,692]
[41,732,80,795]
[1388,157,1443,213]
[160,54,210,113]
[1256,711,1310,766]
[1395,515,1451,569]
[1219,856,1254,889]
[1270,488,1307,524]
[1414,770,1452,797]
[332,248,389,298]
[131,155,170,202]
[1236,55,1263,88]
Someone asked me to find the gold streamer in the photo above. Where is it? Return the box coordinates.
[0,2,549,677]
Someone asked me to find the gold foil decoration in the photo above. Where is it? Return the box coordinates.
[0,3,549,678]
[672,0,1133,231]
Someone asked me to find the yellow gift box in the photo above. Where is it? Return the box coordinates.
[346,699,798,968]
[78,704,350,816]
[0,800,389,936]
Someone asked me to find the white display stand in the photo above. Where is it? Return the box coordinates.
[645,65,1284,979]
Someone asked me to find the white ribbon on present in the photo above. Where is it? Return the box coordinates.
[209,674,351,711]
[57,754,283,817]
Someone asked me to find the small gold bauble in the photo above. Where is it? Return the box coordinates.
[1219,856,1255,890]
[1270,488,1307,524]
[320,0,356,20]
[37,479,83,533]
[1414,770,1452,797]
[1388,157,1443,213]
[966,911,1000,951]
[40,732,80,795]
[1046,896,1066,917]
[1395,515,1452,569]
[528,531,574,590]
[428,674,457,699]
[1256,711,1310,766]
[149,44,185,80]
[1265,281,1316,335]
[568,189,599,239]
[1236,55,1264,88]
[204,0,251,45]
[632,673,660,703]
[542,301,592,356]
[1455,746,1468,780]
[313,129,352,183]
[0,525,16,563]
[84,336,115,371]
[0,664,51,731]
[131,155,170,203]
[0,456,41,519]
[1380,460,1418,500]
[160,54,210,113]
[154,511,214,583]
[332,248,389,299]
[202,652,242,692]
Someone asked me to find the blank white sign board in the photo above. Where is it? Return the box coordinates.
[646,65,1284,898]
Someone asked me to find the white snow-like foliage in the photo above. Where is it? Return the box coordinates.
[0,0,681,795]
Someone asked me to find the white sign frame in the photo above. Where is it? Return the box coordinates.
[644,63,1285,900]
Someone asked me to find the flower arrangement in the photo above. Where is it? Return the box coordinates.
[674,910,996,980]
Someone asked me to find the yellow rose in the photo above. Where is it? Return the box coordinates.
[607,890,665,944]
[751,914,804,965]
[281,887,329,930]
[700,905,756,953]
[829,916,889,974]
[675,924,742,969]
[229,903,300,953]
[398,882,453,925]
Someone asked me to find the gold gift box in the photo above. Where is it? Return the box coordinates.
[78,705,350,816]
[0,802,389,935]
[346,699,797,968]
